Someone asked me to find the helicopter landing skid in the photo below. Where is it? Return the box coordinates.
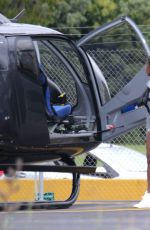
[0,172,80,211]
[0,158,96,211]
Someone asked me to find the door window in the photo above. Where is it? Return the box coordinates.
[16,37,39,80]
[0,36,8,71]
[36,40,77,106]
[78,19,148,99]
[50,38,88,84]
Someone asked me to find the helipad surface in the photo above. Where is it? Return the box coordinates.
[0,201,150,230]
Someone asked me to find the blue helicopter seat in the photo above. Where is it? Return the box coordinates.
[45,87,72,118]
[39,65,72,119]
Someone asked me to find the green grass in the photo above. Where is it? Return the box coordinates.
[75,154,87,166]
[121,144,146,155]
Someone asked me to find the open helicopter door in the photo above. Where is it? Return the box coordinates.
[77,16,150,141]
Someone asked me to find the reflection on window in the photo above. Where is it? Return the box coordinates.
[16,38,38,80]
[0,37,8,71]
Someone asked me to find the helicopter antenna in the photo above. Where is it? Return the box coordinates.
[10,9,26,23]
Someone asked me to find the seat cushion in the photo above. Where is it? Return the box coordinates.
[45,86,71,118]
[53,104,72,118]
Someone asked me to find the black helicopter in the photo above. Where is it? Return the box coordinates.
[0,10,149,209]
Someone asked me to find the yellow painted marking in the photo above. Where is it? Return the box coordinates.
[48,208,150,213]
[75,201,131,205]
[4,207,150,215]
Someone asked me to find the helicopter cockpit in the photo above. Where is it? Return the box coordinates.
[30,38,98,139]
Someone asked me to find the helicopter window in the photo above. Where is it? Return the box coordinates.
[16,38,39,80]
[0,36,8,71]
[36,40,77,106]
[49,39,88,84]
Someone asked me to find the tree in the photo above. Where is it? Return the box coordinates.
[0,0,91,36]
[118,0,150,25]
[0,0,150,36]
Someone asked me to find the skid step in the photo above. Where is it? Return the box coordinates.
[0,164,96,174]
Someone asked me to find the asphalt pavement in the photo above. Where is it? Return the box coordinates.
[0,201,150,230]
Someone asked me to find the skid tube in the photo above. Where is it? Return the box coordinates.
[0,158,96,211]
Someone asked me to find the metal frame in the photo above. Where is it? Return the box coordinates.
[0,164,96,174]
[77,16,150,57]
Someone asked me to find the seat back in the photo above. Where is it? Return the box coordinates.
[39,65,71,118]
